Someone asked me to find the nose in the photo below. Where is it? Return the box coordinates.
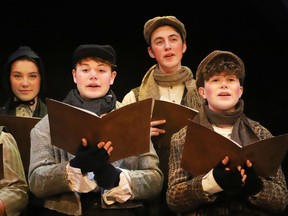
[21,77,30,87]
[164,40,172,50]
[220,80,228,88]
[90,70,98,79]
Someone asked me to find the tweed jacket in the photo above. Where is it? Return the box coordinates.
[167,114,288,216]
[28,101,163,215]
[0,127,29,216]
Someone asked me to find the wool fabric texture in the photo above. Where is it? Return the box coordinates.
[138,64,203,109]
[196,50,245,88]
[73,44,116,67]
[143,16,186,44]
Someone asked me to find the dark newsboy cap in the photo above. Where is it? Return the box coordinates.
[73,44,116,67]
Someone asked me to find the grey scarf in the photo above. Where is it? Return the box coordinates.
[196,99,259,147]
[63,89,117,116]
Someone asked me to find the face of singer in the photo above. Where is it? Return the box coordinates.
[198,71,243,113]
[147,25,186,74]
[10,59,41,102]
[72,58,117,100]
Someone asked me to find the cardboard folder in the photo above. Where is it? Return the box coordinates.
[0,115,40,173]
[151,100,198,148]
[46,98,152,162]
[181,119,288,177]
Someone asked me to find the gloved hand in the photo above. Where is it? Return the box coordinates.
[243,163,263,195]
[94,163,122,189]
[213,160,243,193]
[70,143,109,173]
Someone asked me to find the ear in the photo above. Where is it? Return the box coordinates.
[182,41,187,53]
[110,71,117,85]
[239,86,243,98]
[72,69,77,84]
[148,47,155,58]
[198,87,206,99]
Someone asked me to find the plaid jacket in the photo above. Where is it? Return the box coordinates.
[167,116,288,216]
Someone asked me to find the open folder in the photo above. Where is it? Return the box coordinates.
[0,115,40,173]
[46,98,152,162]
[151,100,198,148]
[181,119,288,178]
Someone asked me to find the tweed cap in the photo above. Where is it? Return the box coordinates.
[196,50,245,88]
[143,16,186,44]
[73,44,116,67]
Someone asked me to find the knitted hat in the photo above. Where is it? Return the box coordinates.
[196,50,245,88]
[73,44,116,67]
[143,16,186,44]
[3,46,46,97]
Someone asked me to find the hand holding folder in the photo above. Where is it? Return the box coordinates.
[181,120,288,177]
[46,98,152,162]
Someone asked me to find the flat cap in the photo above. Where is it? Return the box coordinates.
[196,50,245,88]
[73,44,116,67]
[143,16,186,44]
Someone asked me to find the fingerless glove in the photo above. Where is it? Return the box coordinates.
[94,163,122,189]
[243,165,263,195]
[70,144,109,173]
[213,161,243,193]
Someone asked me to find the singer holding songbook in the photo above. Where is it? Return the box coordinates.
[167,50,288,215]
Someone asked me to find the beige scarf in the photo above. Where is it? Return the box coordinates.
[139,64,203,110]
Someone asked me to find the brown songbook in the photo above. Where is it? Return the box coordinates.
[46,98,152,162]
[181,119,288,178]
[0,115,40,173]
[151,100,198,148]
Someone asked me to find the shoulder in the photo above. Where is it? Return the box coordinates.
[0,128,18,149]
[121,88,138,105]
[115,101,123,109]
[32,114,49,133]
[247,118,273,139]
[171,126,188,144]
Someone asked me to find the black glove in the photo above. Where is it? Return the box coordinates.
[94,163,122,189]
[70,143,109,173]
[213,160,243,193]
[243,164,263,195]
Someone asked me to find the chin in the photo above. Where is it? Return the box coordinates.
[85,93,104,100]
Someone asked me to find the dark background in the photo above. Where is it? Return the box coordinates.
[1,0,288,137]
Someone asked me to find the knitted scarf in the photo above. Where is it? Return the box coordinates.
[63,89,117,116]
[138,64,203,110]
[195,99,259,147]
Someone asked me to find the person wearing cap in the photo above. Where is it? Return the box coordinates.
[28,44,163,216]
[122,15,203,215]
[0,46,47,117]
[0,125,29,216]
[167,50,288,215]
[122,15,202,109]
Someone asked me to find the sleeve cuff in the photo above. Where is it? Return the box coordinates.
[202,169,223,194]
[67,162,96,192]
